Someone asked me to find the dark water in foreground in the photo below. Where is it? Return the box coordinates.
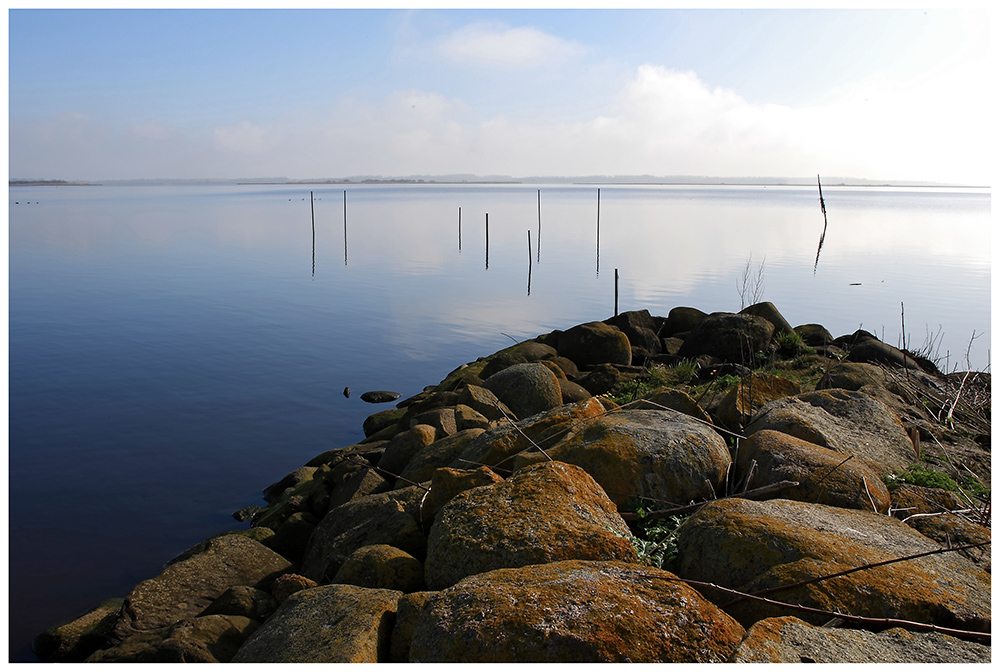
[7,183,991,659]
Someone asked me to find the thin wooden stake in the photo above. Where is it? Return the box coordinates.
[458,206,462,251]
[343,190,348,266]
[614,268,619,316]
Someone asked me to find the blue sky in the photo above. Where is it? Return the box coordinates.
[7,7,992,183]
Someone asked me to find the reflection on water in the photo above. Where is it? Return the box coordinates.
[7,182,991,658]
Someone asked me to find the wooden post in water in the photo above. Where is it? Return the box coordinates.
[527,229,533,296]
[596,188,601,277]
[536,189,541,263]
[310,191,316,278]
[614,268,619,317]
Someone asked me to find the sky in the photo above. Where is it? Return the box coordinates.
[6,6,993,184]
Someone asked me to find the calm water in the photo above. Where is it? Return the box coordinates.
[7,183,991,659]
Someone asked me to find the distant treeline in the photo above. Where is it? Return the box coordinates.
[10,179,96,186]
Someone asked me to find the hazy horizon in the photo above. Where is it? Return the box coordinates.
[9,8,991,185]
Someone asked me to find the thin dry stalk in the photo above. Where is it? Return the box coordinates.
[494,402,554,462]
[717,540,991,609]
[619,480,799,521]
[862,476,878,513]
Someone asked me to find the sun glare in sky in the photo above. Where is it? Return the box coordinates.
[7,7,992,184]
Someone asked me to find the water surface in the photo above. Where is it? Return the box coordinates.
[7,183,991,659]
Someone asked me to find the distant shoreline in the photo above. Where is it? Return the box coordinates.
[9,181,99,187]
[10,179,989,189]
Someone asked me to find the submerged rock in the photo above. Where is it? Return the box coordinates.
[361,390,402,404]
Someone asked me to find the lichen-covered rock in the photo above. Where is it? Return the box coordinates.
[632,387,713,424]
[557,321,632,367]
[729,616,990,663]
[424,461,637,590]
[675,498,991,632]
[389,591,435,662]
[299,486,427,582]
[514,409,731,509]
[736,429,891,513]
[377,424,438,477]
[231,584,402,663]
[199,585,278,622]
[332,544,425,593]
[846,338,921,370]
[362,406,407,438]
[483,362,563,420]
[270,574,318,603]
[744,389,915,476]
[397,428,485,487]
[410,560,745,662]
[453,403,492,431]
[456,384,516,421]
[422,466,505,523]
[715,372,801,432]
[677,312,774,364]
[409,407,457,438]
[111,534,292,639]
[452,397,606,471]
[88,615,259,663]
[33,597,123,662]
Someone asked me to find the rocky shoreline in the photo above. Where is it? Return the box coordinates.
[34,303,991,663]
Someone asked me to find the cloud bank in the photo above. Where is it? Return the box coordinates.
[9,61,989,185]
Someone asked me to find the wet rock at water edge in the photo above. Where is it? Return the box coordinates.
[361,390,402,404]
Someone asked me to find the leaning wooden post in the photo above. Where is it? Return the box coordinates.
[614,268,619,316]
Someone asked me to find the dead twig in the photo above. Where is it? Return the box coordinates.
[494,401,554,462]
[719,540,991,609]
[671,577,990,644]
[620,480,799,521]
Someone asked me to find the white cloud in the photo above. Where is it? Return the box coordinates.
[437,22,583,69]
[9,62,991,185]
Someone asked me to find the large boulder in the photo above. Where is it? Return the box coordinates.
[299,486,427,583]
[514,409,731,509]
[332,544,425,593]
[482,362,563,420]
[675,498,991,632]
[410,560,745,662]
[377,424,437,476]
[677,312,774,364]
[744,389,915,476]
[740,301,794,335]
[714,372,801,432]
[231,584,401,663]
[200,585,278,622]
[396,428,485,487]
[729,616,990,663]
[424,461,637,590]
[456,384,516,422]
[632,387,714,424]
[33,598,124,663]
[557,321,632,367]
[88,615,259,663]
[451,397,607,472]
[110,534,292,639]
[736,429,891,513]
[421,466,505,523]
[605,309,662,360]
[661,306,707,338]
